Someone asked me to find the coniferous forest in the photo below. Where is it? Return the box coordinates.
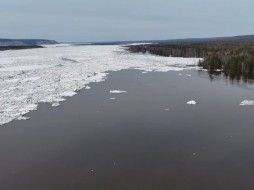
[128,41,254,80]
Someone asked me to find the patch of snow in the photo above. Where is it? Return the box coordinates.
[85,86,91,89]
[240,100,254,106]
[187,100,197,105]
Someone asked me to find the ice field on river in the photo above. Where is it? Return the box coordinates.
[0,45,202,125]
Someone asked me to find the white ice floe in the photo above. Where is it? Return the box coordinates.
[0,65,50,72]
[60,91,77,97]
[110,90,127,94]
[23,77,40,82]
[18,116,31,121]
[164,108,170,111]
[187,100,197,105]
[52,102,61,107]
[240,100,254,106]
[6,79,20,83]
[110,97,116,100]
[0,45,202,125]
[85,86,91,89]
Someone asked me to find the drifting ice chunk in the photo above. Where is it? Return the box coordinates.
[240,100,254,106]
[187,100,197,105]
[110,97,116,100]
[52,102,61,107]
[85,86,91,89]
[60,91,77,97]
[18,116,31,121]
[110,90,127,94]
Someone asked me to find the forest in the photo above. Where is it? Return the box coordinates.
[128,41,254,80]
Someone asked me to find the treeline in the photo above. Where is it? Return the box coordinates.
[0,46,43,51]
[128,42,254,79]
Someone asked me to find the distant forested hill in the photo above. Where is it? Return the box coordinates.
[0,38,58,46]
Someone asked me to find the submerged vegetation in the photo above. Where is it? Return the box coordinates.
[128,41,254,80]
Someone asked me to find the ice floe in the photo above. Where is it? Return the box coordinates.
[0,45,202,125]
[23,77,40,82]
[52,102,61,107]
[240,100,254,106]
[60,91,77,97]
[110,90,127,94]
[187,100,197,105]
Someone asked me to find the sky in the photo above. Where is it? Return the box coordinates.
[0,0,253,42]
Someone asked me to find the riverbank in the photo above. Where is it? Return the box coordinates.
[128,42,254,79]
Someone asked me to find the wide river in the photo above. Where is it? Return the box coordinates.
[0,68,254,190]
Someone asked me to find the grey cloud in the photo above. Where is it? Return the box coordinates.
[0,0,253,42]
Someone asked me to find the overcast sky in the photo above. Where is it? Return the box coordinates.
[0,0,253,42]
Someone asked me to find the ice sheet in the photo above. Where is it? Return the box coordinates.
[0,45,202,125]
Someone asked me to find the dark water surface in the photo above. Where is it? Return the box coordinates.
[1,70,254,190]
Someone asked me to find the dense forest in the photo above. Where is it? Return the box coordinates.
[0,46,43,51]
[128,42,254,80]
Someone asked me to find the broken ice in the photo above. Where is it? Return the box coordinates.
[0,45,202,125]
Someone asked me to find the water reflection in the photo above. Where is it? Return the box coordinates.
[197,69,254,90]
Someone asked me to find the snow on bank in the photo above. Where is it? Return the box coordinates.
[0,45,202,125]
